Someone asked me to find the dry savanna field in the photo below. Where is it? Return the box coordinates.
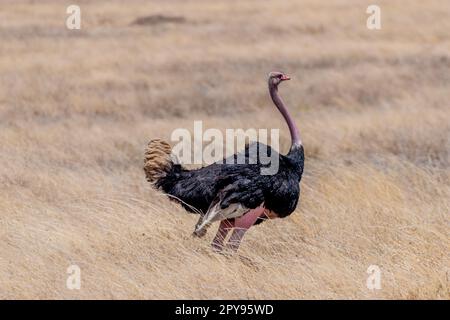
[0,0,449,299]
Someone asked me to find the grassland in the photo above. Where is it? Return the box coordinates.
[0,0,449,299]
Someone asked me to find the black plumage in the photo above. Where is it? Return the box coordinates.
[155,142,304,221]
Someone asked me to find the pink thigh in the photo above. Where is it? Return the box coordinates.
[234,206,265,230]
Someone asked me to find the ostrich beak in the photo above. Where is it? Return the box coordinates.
[281,75,291,81]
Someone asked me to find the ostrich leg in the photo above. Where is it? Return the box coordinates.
[226,206,265,252]
[211,219,234,251]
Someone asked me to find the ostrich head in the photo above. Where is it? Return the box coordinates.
[268,71,291,87]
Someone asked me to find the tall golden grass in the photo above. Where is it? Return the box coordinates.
[0,0,448,299]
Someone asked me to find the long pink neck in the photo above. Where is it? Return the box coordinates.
[269,81,302,147]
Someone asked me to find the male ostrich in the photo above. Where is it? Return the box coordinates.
[144,72,304,252]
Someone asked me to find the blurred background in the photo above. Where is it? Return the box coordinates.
[0,0,449,299]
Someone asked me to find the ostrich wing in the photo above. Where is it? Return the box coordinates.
[194,177,265,233]
[197,202,249,229]
[192,142,278,234]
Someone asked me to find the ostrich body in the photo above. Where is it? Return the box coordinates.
[144,72,304,252]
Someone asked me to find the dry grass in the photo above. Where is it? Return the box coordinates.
[0,0,449,299]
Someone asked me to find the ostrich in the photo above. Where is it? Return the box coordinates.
[144,72,304,252]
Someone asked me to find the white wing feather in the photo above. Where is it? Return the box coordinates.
[194,202,249,235]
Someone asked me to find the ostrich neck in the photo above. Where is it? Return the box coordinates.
[269,82,302,148]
